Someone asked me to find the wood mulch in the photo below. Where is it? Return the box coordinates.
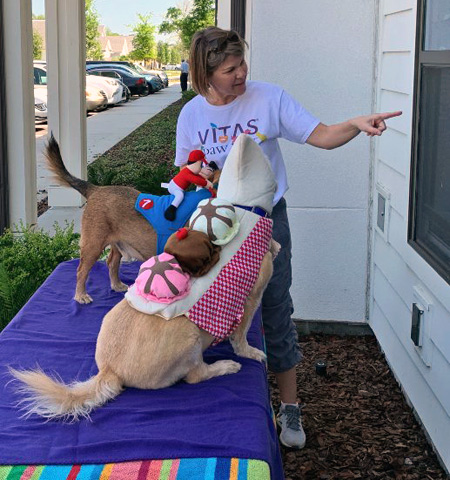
[269,334,449,480]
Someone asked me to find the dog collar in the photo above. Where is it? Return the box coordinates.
[233,204,270,218]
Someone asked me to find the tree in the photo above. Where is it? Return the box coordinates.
[32,14,45,20]
[159,0,215,51]
[130,14,156,63]
[85,0,103,60]
[33,31,43,60]
[163,43,170,65]
[170,46,181,65]
[157,41,170,65]
[105,27,120,36]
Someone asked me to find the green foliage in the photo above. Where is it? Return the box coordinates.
[160,0,215,51]
[105,27,120,36]
[157,41,170,65]
[86,0,103,60]
[170,46,181,64]
[32,14,45,20]
[33,31,43,60]
[181,89,198,102]
[0,223,80,331]
[88,95,199,192]
[130,14,157,62]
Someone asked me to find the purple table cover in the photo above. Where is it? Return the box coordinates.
[0,260,284,479]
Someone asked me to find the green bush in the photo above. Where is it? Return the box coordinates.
[0,222,80,331]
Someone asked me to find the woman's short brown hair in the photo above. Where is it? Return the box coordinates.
[189,27,247,97]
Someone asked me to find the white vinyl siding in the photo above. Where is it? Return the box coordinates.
[371,0,450,471]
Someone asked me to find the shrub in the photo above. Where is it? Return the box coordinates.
[0,222,80,331]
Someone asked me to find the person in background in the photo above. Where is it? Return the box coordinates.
[180,59,189,92]
[175,26,401,449]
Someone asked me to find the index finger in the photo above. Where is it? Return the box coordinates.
[378,111,403,120]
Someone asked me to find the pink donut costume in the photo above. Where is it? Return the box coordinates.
[134,252,190,304]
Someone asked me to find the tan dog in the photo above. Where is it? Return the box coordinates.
[45,136,220,304]
[11,235,280,421]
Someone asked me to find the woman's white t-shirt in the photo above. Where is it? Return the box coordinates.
[175,81,320,205]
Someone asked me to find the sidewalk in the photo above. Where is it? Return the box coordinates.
[37,85,181,234]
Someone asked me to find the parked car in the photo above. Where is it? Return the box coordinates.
[34,64,109,111]
[150,69,169,88]
[34,86,47,121]
[33,65,48,121]
[86,65,149,96]
[163,64,180,70]
[86,74,124,106]
[86,85,108,111]
[87,63,162,93]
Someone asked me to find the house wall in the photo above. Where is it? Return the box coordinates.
[371,0,450,470]
[219,0,376,322]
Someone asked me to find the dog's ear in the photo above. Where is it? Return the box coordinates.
[164,230,221,277]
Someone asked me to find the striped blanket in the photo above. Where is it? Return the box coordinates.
[0,458,270,480]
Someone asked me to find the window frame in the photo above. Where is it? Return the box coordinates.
[408,0,450,284]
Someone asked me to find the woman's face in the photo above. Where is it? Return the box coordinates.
[208,55,248,103]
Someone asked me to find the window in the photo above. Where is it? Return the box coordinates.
[409,0,450,283]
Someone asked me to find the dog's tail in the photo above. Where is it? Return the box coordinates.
[9,366,122,421]
[45,134,94,199]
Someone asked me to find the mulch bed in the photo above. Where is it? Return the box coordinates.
[269,334,448,479]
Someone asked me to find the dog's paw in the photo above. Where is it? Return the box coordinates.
[75,293,93,304]
[111,281,128,292]
[215,360,242,376]
[238,346,267,363]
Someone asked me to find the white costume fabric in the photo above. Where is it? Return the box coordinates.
[175,81,320,205]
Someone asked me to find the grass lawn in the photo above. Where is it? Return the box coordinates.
[88,90,197,195]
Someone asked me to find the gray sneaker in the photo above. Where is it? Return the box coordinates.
[276,404,306,449]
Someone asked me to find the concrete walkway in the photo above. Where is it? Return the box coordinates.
[37,85,181,234]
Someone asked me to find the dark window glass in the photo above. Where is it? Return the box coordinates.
[410,1,450,283]
[424,0,450,51]
[414,67,450,271]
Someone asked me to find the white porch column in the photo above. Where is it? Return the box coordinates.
[45,0,86,207]
[3,0,36,228]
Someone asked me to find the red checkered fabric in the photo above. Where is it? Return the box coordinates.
[188,216,273,344]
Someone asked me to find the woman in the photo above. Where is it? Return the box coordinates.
[175,26,401,449]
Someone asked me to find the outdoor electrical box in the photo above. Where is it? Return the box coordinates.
[411,302,424,347]
[377,192,386,232]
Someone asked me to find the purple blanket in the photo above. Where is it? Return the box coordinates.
[0,260,283,479]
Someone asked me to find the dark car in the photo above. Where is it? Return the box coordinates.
[86,61,164,93]
[86,65,148,96]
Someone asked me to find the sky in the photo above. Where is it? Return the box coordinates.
[32,0,180,36]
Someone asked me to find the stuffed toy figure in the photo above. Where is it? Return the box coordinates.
[164,150,214,221]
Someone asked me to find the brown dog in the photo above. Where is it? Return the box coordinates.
[45,136,218,304]
[11,234,280,421]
